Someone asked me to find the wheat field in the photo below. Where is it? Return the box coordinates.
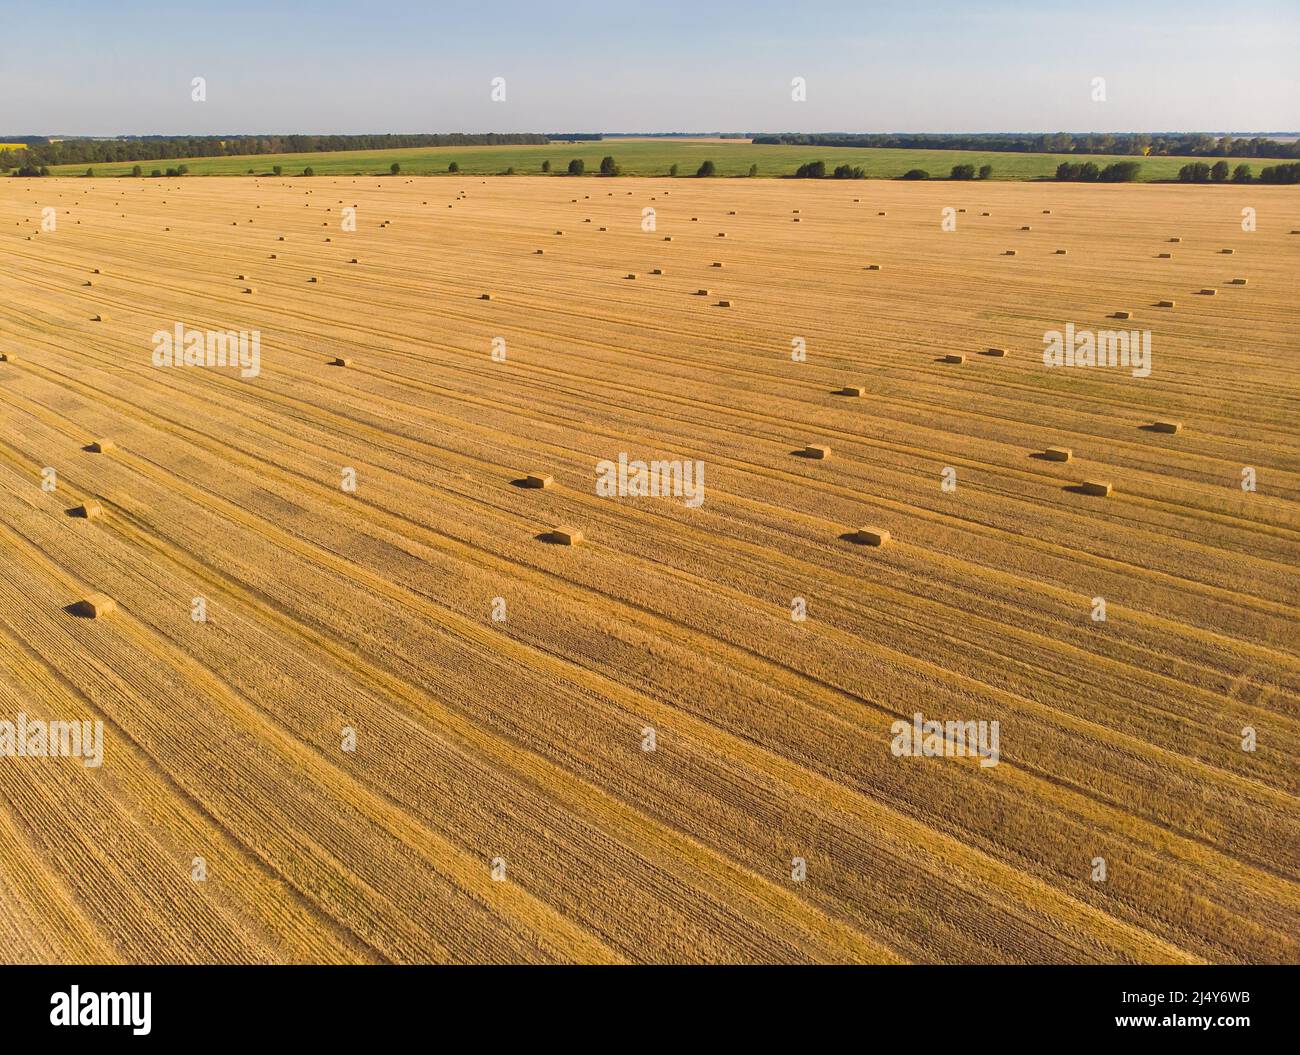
[0,175,1297,963]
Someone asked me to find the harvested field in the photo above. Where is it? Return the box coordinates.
[0,176,1298,965]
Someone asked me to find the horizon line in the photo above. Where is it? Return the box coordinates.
[8,129,1300,140]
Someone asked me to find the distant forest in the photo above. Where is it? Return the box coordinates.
[0,133,551,170]
[751,133,1300,159]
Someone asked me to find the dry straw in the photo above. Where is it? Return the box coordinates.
[71,593,116,618]
[850,527,890,546]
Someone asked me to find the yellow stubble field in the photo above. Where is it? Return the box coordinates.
[0,174,1297,963]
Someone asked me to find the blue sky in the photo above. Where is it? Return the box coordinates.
[2,0,1296,135]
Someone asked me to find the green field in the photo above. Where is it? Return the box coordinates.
[47,140,1208,182]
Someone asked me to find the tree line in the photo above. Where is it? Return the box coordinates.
[752,133,1300,160]
[0,133,550,171]
[1176,160,1300,184]
[789,161,994,180]
[1054,160,1143,182]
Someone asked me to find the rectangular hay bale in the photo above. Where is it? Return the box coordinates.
[72,593,116,618]
[850,527,890,547]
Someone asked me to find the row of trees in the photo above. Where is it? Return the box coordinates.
[1176,161,1300,183]
[1055,160,1143,182]
[669,160,763,177]
[789,161,993,180]
[0,133,549,171]
[1259,162,1300,184]
[1178,161,1251,183]
[753,133,1300,160]
[530,156,620,175]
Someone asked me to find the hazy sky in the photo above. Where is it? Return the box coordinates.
[3,0,1297,136]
